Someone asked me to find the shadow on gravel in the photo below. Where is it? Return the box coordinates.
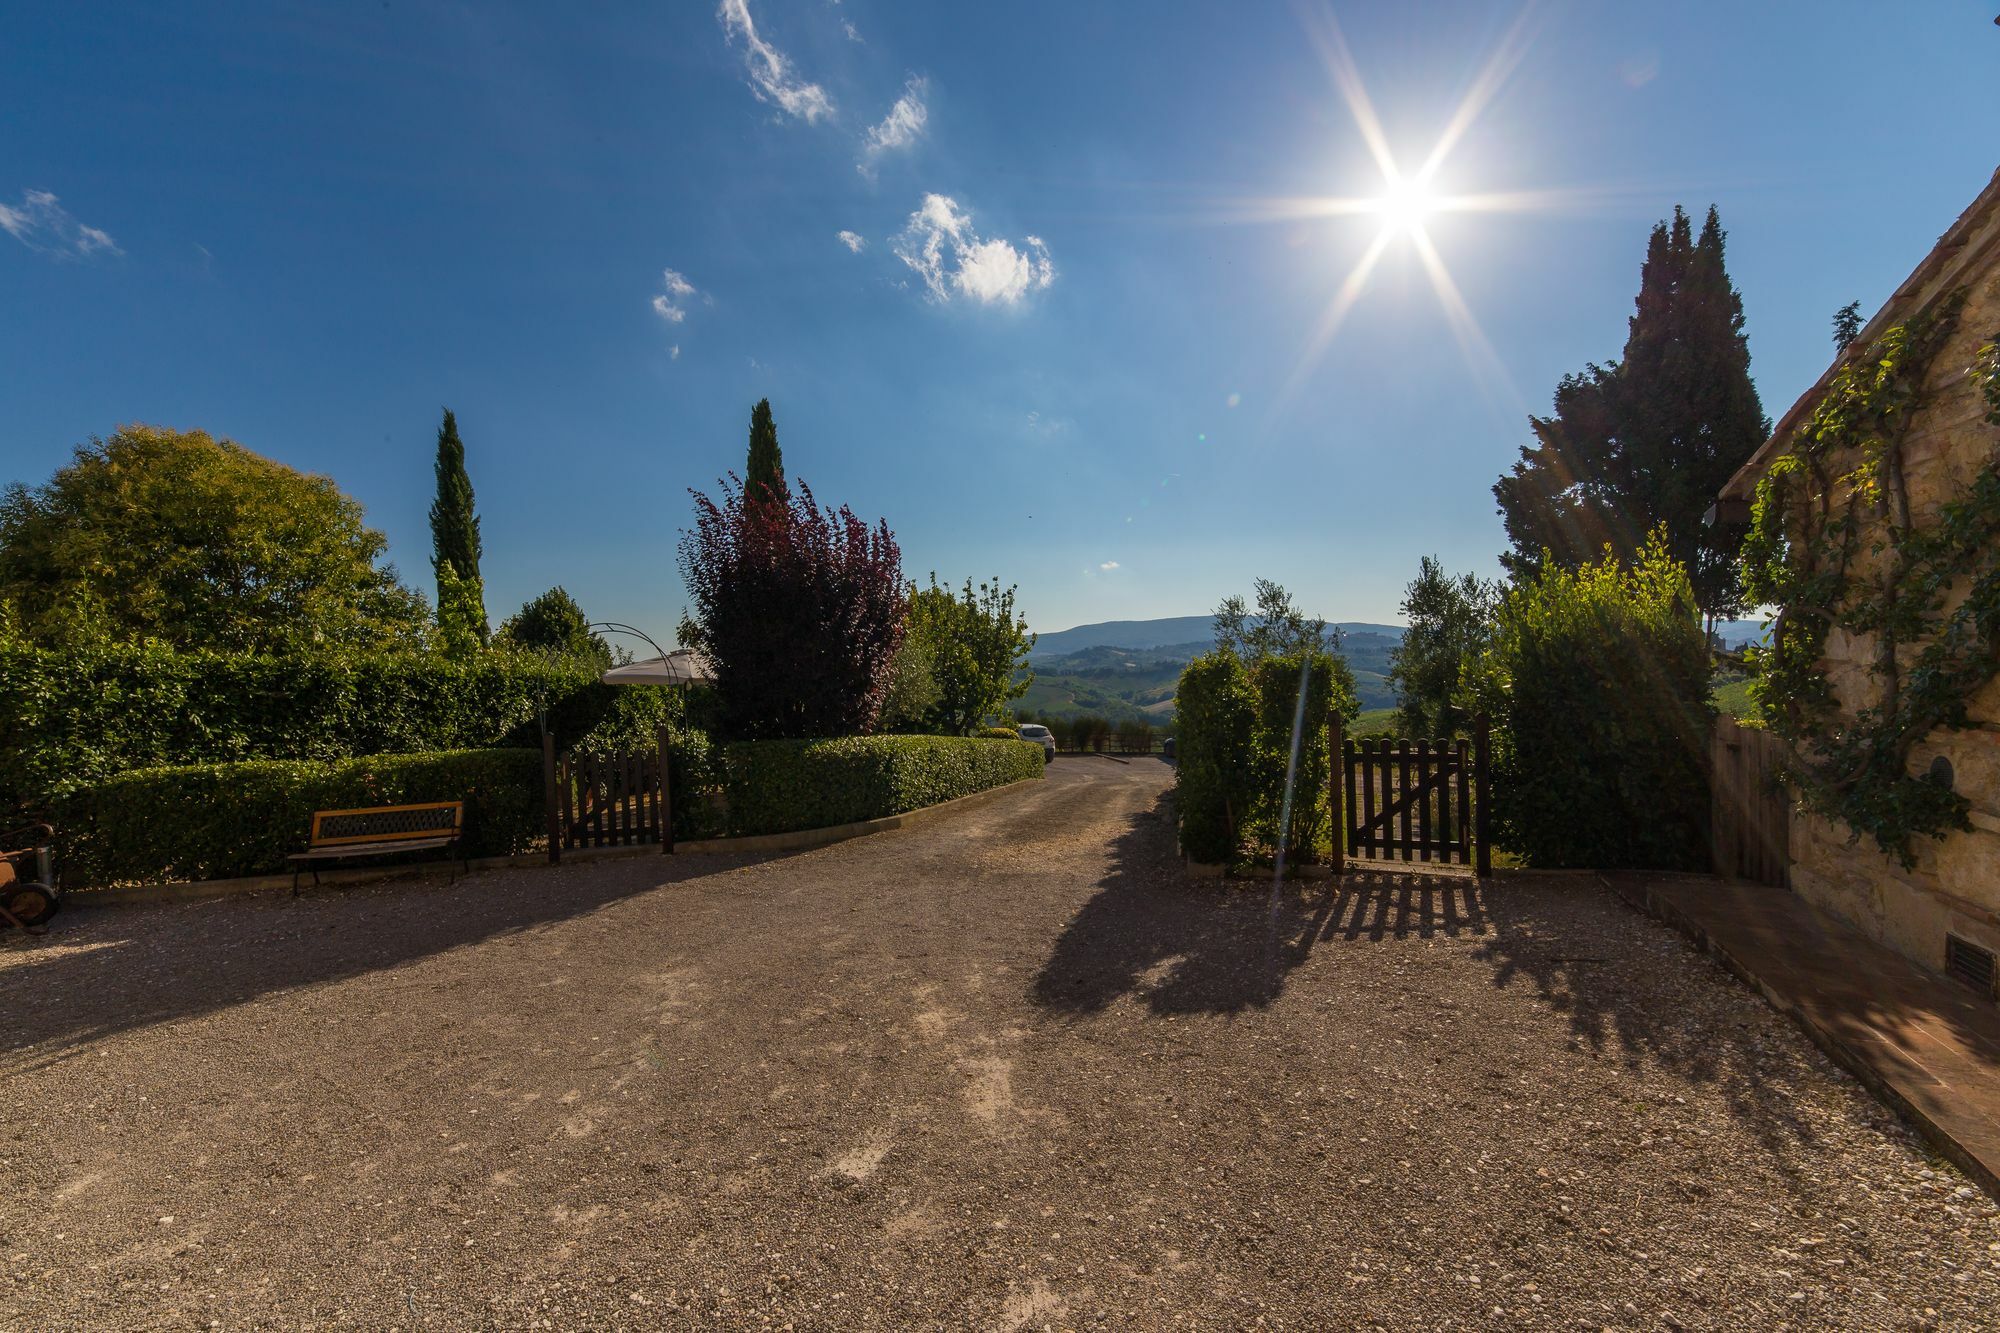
[1033,795,1488,1016]
[0,854,743,1069]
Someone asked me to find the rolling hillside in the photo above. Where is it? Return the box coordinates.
[1018,617,1404,721]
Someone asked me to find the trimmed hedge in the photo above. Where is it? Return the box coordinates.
[53,748,542,888]
[719,735,1043,837]
[0,639,682,808]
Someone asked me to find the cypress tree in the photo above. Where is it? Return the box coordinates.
[1494,205,1768,622]
[429,408,488,649]
[746,398,785,503]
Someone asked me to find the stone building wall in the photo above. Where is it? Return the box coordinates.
[1787,223,2000,978]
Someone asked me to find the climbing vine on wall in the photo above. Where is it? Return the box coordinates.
[1741,289,2000,865]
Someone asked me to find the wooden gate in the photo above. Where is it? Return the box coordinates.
[542,729,674,862]
[1710,717,1789,886]
[1331,713,1490,876]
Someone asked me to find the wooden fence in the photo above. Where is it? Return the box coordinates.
[542,730,673,862]
[1710,717,1789,886]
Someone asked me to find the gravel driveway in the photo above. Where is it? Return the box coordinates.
[3,757,1996,1329]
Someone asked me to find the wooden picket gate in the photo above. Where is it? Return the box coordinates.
[1330,714,1491,876]
[541,729,674,862]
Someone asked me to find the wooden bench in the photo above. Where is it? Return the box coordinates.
[287,801,465,894]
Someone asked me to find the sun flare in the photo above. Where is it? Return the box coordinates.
[1371,175,1439,237]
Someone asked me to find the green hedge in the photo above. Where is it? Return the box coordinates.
[0,640,682,807]
[53,748,542,887]
[1469,539,1712,870]
[719,735,1044,837]
[1173,648,1357,864]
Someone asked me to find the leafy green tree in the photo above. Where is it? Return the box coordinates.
[0,425,427,653]
[1389,556,1497,738]
[906,575,1036,733]
[1493,206,1768,623]
[1213,578,1330,660]
[1467,532,1711,869]
[746,398,785,504]
[1831,300,1863,352]
[429,408,488,652]
[878,629,943,732]
[497,586,611,667]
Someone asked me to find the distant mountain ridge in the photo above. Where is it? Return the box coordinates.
[1029,616,1406,659]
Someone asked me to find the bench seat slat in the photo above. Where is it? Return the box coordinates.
[288,836,456,863]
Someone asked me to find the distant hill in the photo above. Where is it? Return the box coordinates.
[1019,616,1406,720]
[1029,616,1405,658]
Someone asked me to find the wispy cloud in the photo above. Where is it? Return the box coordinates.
[717,0,834,123]
[836,229,866,253]
[1099,561,1120,571]
[893,194,1054,307]
[841,18,861,42]
[0,189,120,259]
[859,76,928,175]
[651,268,698,323]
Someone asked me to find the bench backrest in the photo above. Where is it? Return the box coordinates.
[308,801,463,848]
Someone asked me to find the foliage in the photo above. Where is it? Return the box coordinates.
[1389,556,1496,738]
[497,586,611,667]
[1740,297,2000,865]
[1832,300,1864,352]
[678,474,905,740]
[878,631,943,732]
[905,575,1036,733]
[1174,646,1356,864]
[1173,653,1256,862]
[429,408,488,650]
[1469,534,1712,869]
[1115,719,1154,753]
[54,748,542,887]
[1494,206,1769,621]
[1213,578,1329,660]
[0,425,428,654]
[976,726,1021,740]
[1068,716,1111,752]
[746,398,785,504]
[717,735,1043,837]
[0,639,678,809]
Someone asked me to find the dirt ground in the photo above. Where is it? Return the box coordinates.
[3,757,1997,1330]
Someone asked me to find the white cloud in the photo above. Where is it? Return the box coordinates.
[836,229,866,253]
[717,0,834,123]
[0,189,121,259]
[652,268,697,323]
[841,18,861,42]
[859,76,928,174]
[892,194,1054,307]
[670,345,682,360]
[1099,561,1120,571]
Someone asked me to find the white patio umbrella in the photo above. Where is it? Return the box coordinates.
[600,649,714,687]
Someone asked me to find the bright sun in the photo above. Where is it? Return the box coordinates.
[1373,175,1438,236]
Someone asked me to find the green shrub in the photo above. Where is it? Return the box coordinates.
[976,725,1020,740]
[1174,649,1357,864]
[0,639,684,808]
[53,748,542,887]
[719,735,1043,837]
[1470,536,1712,869]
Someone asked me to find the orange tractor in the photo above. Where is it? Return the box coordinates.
[0,823,59,933]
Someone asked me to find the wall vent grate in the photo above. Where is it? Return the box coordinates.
[1945,934,1997,999]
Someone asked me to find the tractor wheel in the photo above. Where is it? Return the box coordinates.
[2,882,58,928]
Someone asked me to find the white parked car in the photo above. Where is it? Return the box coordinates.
[1016,723,1056,762]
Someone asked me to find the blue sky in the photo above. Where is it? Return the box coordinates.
[3,2,1996,645]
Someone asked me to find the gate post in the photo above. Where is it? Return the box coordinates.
[543,730,561,866]
[1474,712,1492,878]
[658,725,675,855]
[1328,711,1344,877]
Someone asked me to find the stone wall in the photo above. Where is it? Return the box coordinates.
[1787,220,2000,979]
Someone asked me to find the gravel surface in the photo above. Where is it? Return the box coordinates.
[3,757,1997,1329]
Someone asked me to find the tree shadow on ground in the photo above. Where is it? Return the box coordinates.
[1032,793,1850,1155]
[1032,791,1489,1016]
[0,852,752,1070]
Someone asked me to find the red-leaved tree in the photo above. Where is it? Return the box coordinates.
[677,475,906,739]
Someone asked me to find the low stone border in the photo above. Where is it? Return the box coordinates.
[62,777,1044,911]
